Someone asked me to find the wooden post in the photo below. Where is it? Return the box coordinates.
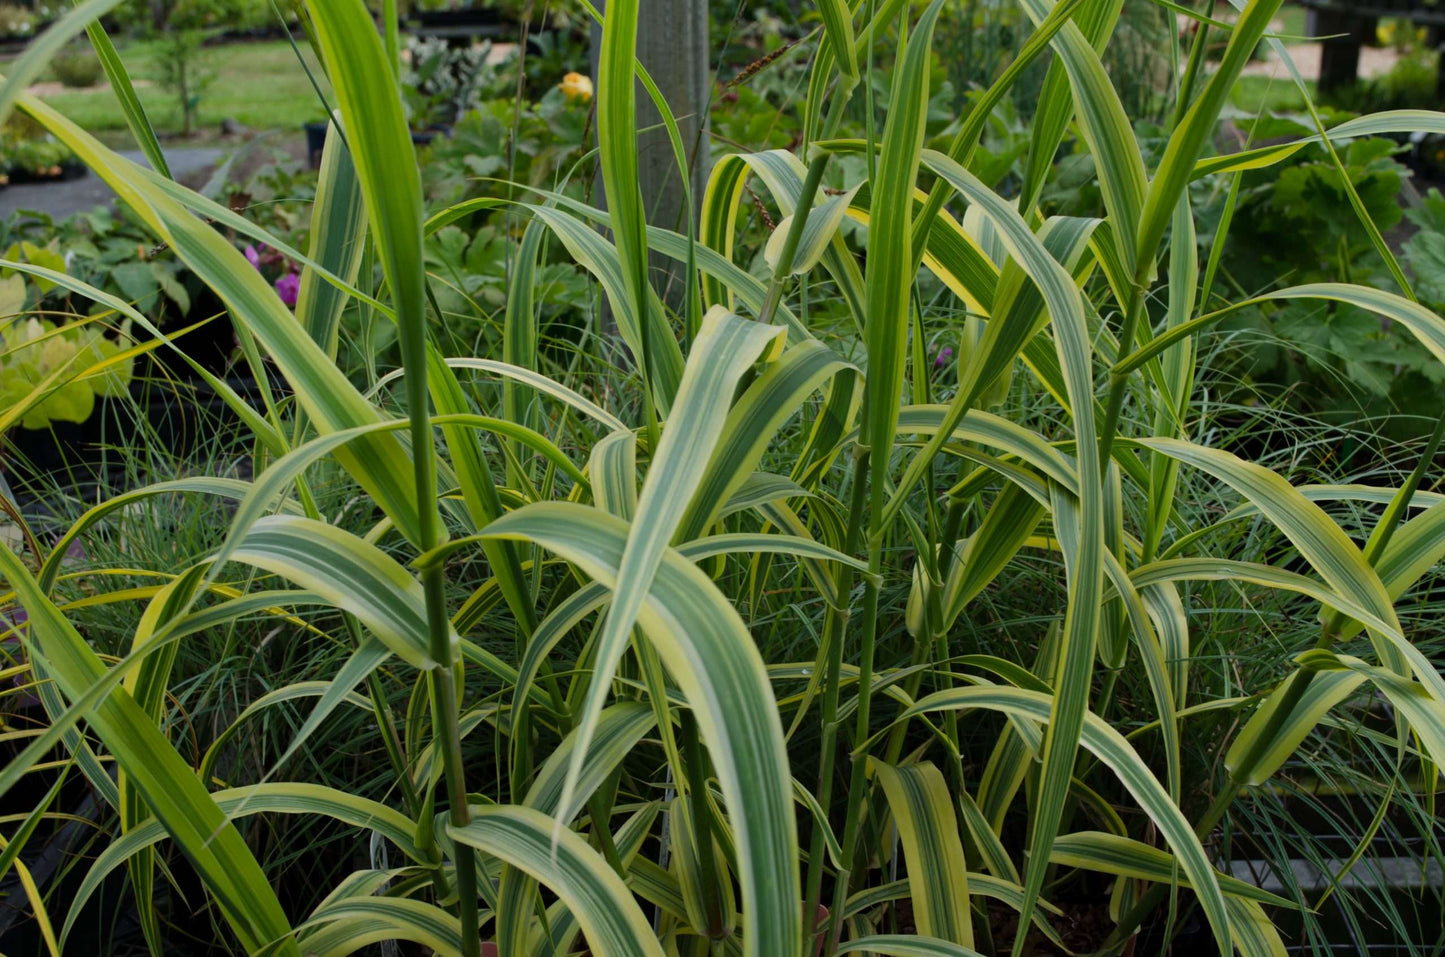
[592,0,711,307]
[1309,4,1375,93]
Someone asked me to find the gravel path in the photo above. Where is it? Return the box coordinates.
[1240,40,1405,81]
[0,146,225,221]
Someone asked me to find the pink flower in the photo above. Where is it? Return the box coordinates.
[274,271,300,307]
[933,345,953,369]
[244,244,261,269]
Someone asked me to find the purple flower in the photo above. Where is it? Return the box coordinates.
[244,244,261,269]
[275,271,300,308]
[933,345,954,369]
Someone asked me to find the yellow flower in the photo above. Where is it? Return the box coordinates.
[559,72,593,104]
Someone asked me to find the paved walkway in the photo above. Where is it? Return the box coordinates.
[1240,40,1404,81]
[0,147,225,221]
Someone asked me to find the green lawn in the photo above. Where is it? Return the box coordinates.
[19,39,333,138]
[1275,2,1308,39]
[1232,73,1316,114]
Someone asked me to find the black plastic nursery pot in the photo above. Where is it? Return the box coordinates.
[409,5,514,39]
[304,119,329,169]
[5,160,87,185]
[2,373,269,517]
[306,120,447,168]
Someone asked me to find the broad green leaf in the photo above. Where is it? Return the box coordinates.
[882,684,1231,954]
[1297,652,1445,771]
[1128,558,1399,640]
[914,149,1105,956]
[523,204,684,405]
[870,760,973,947]
[476,501,799,957]
[293,897,463,956]
[1225,897,1290,957]
[861,0,944,481]
[678,338,852,540]
[595,0,664,405]
[1224,667,1368,786]
[766,185,862,277]
[450,806,666,957]
[64,783,424,948]
[1195,110,1445,178]
[819,0,859,80]
[837,936,985,957]
[84,19,169,177]
[1014,0,1146,277]
[1049,832,1296,907]
[1138,0,1285,268]
[1138,438,1444,699]
[558,307,784,901]
[226,515,439,669]
[670,793,736,939]
[199,681,372,784]
[296,115,367,358]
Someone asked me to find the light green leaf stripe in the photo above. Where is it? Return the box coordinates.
[422,357,628,433]
[871,760,974,947]
[477,501,799,957]
[1049,832,1296,907]
[590,429,640,519]
[296,114,367,358]
[1224,667,1369,785]
[302,0,424,356]
[450,806,665,957]
[558,307,784,901]
[292,897,463,956]
[884,684,1232,954]
[226,515,441,669]
[837,935,986,957]
[940,484,1045,632]
[861,0,944,479]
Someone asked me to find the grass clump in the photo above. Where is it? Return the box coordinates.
[1,1,1443,956]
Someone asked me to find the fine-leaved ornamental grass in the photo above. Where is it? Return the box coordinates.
[1,0,1444,955]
